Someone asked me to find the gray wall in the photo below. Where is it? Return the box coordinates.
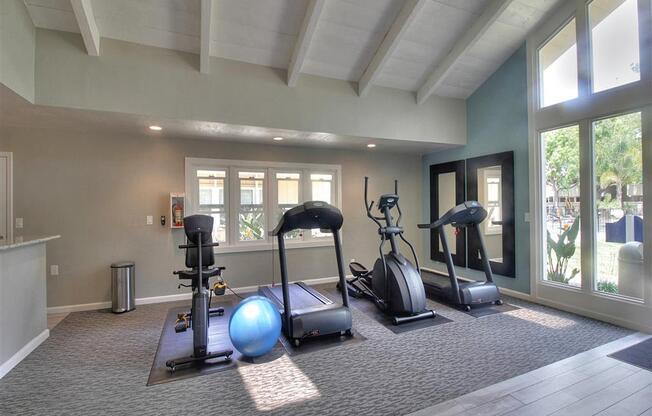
[0,0,35,102]
[421,45,531,294]
[33,29,466,146]
[3,125,423,307]
[0,244,47,365]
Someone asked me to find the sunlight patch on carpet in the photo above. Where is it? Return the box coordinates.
[237,355,321,411]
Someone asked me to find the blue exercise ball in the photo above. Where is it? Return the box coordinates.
[228,296,281,357]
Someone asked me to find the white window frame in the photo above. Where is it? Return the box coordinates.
[481,168,503,236]
[527,0,652,331]
[185,158,342,253]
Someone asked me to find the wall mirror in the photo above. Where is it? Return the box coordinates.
[466,151,515,277]
[429,160,466,266]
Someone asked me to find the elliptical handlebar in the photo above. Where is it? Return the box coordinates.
[364,177,384,228]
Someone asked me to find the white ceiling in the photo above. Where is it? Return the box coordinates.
[23,0,562,99]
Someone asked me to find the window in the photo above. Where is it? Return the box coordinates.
[238,171,265,242]
[592,112,643,298]
[538,18,578,107]
[528,0,650,329]
[185,158,341,252]
[310,173,333,237]
[197,170,227,243]
[542,125,582,288]
[589,0,640,92]
[482,168,502,235]
[276,172,302,239]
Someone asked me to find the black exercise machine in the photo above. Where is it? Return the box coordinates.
[166,215,232,371]
[343,177,435,325]
[418,201,503,311]
[259,201,353,347]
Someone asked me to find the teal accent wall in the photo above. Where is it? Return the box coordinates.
[421,44,531,294]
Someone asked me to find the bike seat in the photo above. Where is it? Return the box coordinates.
[349,261,369,277]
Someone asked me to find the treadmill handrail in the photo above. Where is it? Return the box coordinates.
[270,201,343,236]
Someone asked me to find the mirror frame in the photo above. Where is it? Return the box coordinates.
[429,160,466,267]
[466,151,515,277]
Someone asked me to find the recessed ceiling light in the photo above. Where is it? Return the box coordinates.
[367,143,376,148]
[149,125,163,131]
[273,137,284,141]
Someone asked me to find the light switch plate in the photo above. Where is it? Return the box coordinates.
[16,217,23,229]
[146,215,153,225]
[524,212,531,223]
[50,265,59,276]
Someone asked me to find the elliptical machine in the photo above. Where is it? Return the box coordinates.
[344,177,435,325]
[166,215,233,371]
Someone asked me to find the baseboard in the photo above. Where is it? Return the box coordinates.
[47,276,341,314]
[0,329,49,379]
[533,296,652,333]
[47,301,111,314]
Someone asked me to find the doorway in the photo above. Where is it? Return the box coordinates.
[0,152,13,242]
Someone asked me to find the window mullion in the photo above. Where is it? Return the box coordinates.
[642,106,652,306]
[303,170,312,242]
[578,119,594,293]
[575,0,592,99]
[638,0,652,84]
[230,167,238,246]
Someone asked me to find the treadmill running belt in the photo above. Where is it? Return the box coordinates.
[421,270,453,289]
[265,283,332,309]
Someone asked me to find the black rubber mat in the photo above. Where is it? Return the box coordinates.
[466,302,519,318]
[608,338,652,371]
[147,302,284,386]
[324,288,453,334]
[278,329,366,356]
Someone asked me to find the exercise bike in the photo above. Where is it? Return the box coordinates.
[343,177,435,325]
[166,215,232,371]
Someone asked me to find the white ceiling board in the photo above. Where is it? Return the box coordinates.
[302,0,404,81]
[374,0,488,91]
[436,0,561,98]
[90,0,201,54]
[211,0,307,69]
[24,1,79,33]
[288,0,325,86]
[358,0,427,96]
[22,0,566,100]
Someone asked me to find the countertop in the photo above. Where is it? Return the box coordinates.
[0,235,60,251]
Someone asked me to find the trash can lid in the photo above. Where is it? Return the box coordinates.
[111,261,135,268]
[618,242,643,262]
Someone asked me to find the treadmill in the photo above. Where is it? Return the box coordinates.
[259,201,352,347]
[418,201,502,311]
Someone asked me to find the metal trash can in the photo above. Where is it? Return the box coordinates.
[111,261,135,313]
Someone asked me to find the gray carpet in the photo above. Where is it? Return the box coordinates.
[0,286,632,416]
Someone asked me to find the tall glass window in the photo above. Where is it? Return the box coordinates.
[197,169,227,242]
[276,172,301,239]
[542,125,582,287]
[593,112,643,298]
[311,173,333,237]
[589,0,640,92]
[238,171,265,241]
[539,18,578,107]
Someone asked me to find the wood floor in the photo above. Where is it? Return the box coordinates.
[409,332,652,416]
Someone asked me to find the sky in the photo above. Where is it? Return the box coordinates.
[542,0,640,107]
